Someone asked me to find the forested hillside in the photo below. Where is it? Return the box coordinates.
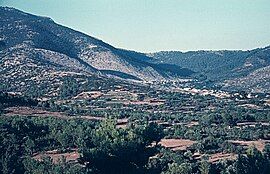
[149,46,270,92]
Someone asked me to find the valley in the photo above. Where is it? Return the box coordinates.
[0,6,270,174]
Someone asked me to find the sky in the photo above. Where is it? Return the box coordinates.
[1,0,270,52]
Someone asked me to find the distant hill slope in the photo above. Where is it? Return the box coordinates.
[1,7,269,93]
[223,65,270,93]
[0,7,194,82]
[149,46,270,92]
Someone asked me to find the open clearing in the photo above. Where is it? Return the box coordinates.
[193,152,237,163]
[209,153,237,163]
[236,122,270,127]
[228,140,270,152]
[3,107,128,126]
[158,138,196,151]
[32,149,79,164]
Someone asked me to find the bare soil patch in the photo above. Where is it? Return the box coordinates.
[3,107,128,126]
[73,91,102,100]
[228,140,270,152]
[239,104,260,109]
[209,153,237,163]
[186,121,199,127]
[32,149,79,164]
[265,100,270,106]
[4,107,67,118]
[193,152,237,163]
[124,99,165,106]
[158,139,196,151]
[150,120,199,128]
[236,122,270,127]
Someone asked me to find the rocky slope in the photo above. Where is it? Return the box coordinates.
[1,7,269,94]
[0,7,193,82]
[223,46,270,93]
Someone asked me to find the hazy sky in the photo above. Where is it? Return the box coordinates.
[1,0,270,52]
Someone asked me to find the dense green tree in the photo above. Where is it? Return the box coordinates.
[162,162,192,174]
[199,160,210,174]
[79,119,159,174]
[23,157,86,174]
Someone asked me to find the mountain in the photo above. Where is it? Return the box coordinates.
[0,7,194,84]
[149,46,270,92]
[1,7,269,94]
[223,46,270,93]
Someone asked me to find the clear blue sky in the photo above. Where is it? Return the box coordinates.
[1,0,270,52]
